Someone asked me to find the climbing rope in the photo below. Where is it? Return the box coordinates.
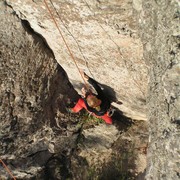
[48,0,95,79]
[0,159,16,180]
[43,0,89,89]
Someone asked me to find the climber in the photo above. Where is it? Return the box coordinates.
[68,72,114,124]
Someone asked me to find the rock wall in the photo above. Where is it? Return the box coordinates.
[135,0,180,179]
[0,0,179,179]
[0,1,80,178]
[0,1,149,179]
[6,0,148,121]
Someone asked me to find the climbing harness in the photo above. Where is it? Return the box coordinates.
[43,0,89,90]
[0,159,16,180]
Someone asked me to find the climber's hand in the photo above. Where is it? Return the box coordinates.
[82,86,89,97]
[83,72,89,81]
[80,70,89,81]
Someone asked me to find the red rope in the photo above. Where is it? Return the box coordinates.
[43,0,89,89]
[0,159,16,180]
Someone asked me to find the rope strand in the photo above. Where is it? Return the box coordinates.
[43,0,89,89]
[0,159,16,180]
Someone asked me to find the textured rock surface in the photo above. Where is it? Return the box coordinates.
[75,121,148,179]
[1,0,179,179]
[6,0,148,121]
[0,2,80,178]
[79,124,119,167]
[135,0,180,179]
[0,1,148,179]
[0,2,147,180]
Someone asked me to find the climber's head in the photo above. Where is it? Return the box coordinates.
[86,95,101,108]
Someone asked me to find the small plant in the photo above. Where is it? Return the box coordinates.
[79,112,104,128]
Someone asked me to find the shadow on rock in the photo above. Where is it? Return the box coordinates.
[112,108,134,132]
[98,82,124,106]
[44,155,72,180]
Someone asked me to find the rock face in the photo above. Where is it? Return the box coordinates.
[0,1,149,179]
[0,1,80,178]
[135,0,180,179]
[6,0,148,121]
[0,0,179,179]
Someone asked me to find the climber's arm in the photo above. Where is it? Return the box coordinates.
[71,98,86,113]
[101,113,113,124]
